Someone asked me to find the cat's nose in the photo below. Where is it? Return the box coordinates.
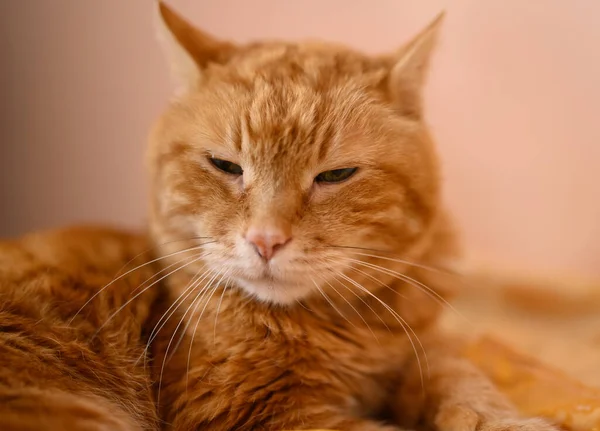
[245,226,291,261]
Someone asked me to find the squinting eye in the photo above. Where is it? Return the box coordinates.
[315,167,358,183]
[209,157,243,175]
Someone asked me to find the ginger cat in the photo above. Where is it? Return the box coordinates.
[147,2,560,430]
[0,2,561,430]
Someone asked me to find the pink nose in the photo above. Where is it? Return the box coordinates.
[245,226,291,261]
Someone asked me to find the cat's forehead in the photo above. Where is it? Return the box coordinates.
[195,48,391,167]
[237,79,382,169]
[227,41,390,83]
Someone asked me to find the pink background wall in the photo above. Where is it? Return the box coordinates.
[1,0,599,277]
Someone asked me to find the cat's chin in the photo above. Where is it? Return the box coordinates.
[235,277,315,305]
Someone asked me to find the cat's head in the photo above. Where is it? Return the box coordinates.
[148,2,448,305]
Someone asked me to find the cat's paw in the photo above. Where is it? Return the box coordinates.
[434,404,560,431]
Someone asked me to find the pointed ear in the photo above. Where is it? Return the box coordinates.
[154,1,235,93]
[388,12,445,119]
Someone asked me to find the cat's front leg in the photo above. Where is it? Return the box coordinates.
[394,336,560,431]
[431,385,559,431]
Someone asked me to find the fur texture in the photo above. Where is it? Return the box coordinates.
[0,227,159,430]
[0,3,561,430]
[147,3,560,430]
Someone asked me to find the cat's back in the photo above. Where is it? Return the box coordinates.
[0,226,152,332]
[0,225,146,280]
[0,226,160,430]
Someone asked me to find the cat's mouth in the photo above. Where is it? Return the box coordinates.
[217,245,316,303]
[247,269,284,285]
[242,258,292,282]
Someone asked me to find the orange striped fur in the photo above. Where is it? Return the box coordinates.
[0,2,561,430]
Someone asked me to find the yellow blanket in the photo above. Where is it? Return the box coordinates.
[443,272,600,431]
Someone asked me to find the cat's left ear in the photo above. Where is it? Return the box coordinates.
[387,12,445,119]
[155,1,236,94]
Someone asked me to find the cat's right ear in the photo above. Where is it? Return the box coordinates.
[155,1,236,94]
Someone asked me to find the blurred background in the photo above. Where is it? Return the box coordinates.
[1,0,599,279]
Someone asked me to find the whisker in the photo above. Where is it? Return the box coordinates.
[157,272,217,406]
[185,270,230,390]
[91,252,207,339]
[169,269,224,364]
[327,271,390,335]
[324,256,408,301]
[112,236,214,280]
[312,269,378,341]
[310,276,356,329]
[324,245,454,275]
[69,241,214,324]
[339,256,465,321]
[138,266,214,366]
[130,251,208,297]
[333,269,428,389]
[295,299,313,312]
[213,278,231,345]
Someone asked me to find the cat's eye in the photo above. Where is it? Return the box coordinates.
[209,157,243,175]
[315,167,358,183]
